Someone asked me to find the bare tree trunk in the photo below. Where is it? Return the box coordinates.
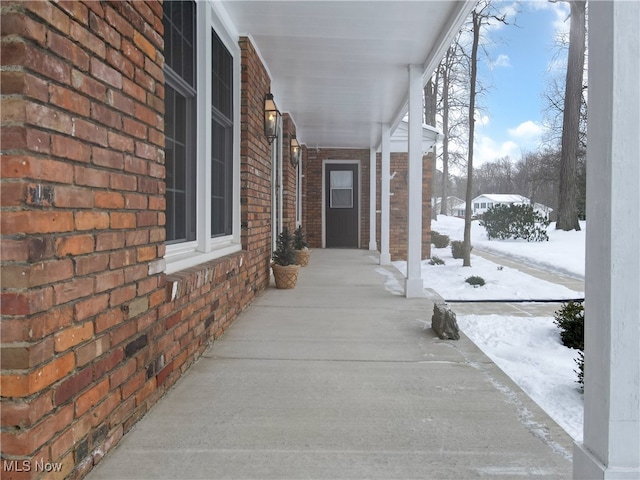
[556,0,585,231]
[463,11,481,267]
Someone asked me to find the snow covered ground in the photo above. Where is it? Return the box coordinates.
[383,215,586,442]
[433,215,586,279]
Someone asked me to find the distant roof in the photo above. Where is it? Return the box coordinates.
[457,196,553,212]
[474,194,528,203]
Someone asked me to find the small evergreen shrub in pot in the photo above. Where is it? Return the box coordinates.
[272,228,301,289]
[293,225,310,266]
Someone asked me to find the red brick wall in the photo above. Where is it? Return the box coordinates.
[0,2,167,478]
[0,6,272,479]
[239,36,275,284]
[384,152,433,260]
[282,113,298,232]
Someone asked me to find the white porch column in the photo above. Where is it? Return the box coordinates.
[380,124,391,265]
[405,64,425,298]
[573,2,640,479]
[369,147,378,251]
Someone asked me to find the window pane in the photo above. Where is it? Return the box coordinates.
[173,191,186,240]
[211,30,233,237]
[211,120,232,237]
[164,1,197,244]
[212,31,232,120]
[330,171,353,208]
[331,189,352,208]
[165,85,195,243]
[164,87,175,139]
[163,0,196,88]
[331,170,353,189]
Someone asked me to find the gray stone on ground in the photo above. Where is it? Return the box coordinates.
[432,302,460,340]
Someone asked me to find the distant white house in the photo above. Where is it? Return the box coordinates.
[453,194,553,219]
[433,196,464,216]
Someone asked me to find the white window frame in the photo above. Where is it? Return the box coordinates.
[165,1,241,274]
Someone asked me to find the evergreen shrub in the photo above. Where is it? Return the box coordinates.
[431,231,450,248]
[293,225,308,250]
[465,275,485,287]
[451,240,471,259]
[429,256,445,265]
[480,203,550,242]
[554,301,584,350]
[554,301,585,391]
[272,228,297,266]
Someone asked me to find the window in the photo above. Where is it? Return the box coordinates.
[163,1,240,272]
[481,202,486,208]
[330,171,353,208]
[163,0,196,244]
[210,30,233,237]
[474,203,479,209]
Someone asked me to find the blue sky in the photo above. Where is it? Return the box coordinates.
[472,0,570,165]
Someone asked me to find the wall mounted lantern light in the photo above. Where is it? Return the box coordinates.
[290,135,301,167]
[264,92,280,144]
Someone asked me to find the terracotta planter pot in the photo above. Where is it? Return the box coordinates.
[272,263,301,289]
[295,248,310,267]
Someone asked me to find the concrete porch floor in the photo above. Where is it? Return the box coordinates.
[88,249,573,479]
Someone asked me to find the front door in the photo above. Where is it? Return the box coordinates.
[325,163,358,247]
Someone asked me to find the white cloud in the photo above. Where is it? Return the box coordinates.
[507,120,544,141]
[470,120,546,166]
[473,135,520,165]
[491,54,511,69]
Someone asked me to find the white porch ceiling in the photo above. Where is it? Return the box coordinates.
[219,1,475,149]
